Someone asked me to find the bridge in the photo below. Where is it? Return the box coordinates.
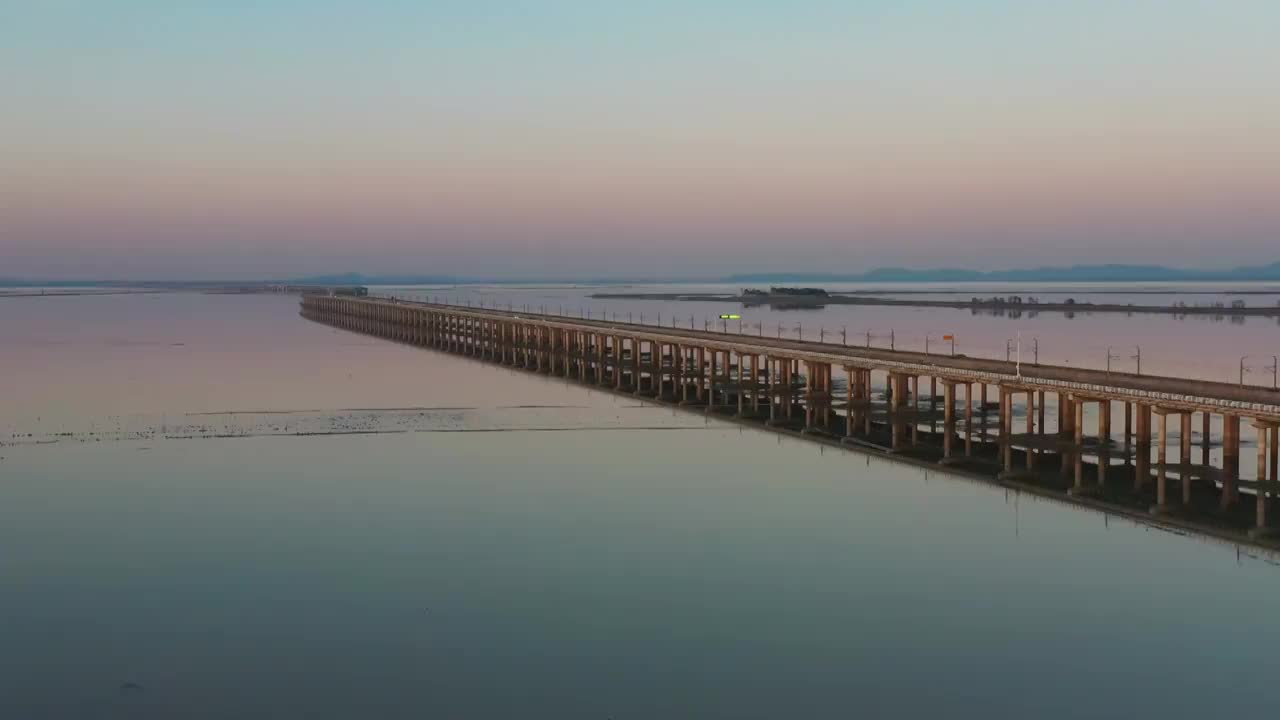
[301,295,1280,547]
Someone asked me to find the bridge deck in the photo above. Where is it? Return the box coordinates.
[390,299,1280,420]
[299,295,1280,546]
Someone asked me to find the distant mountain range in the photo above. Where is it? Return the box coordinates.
[4,262,1280,287]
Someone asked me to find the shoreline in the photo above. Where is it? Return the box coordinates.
[590,292,1280,316]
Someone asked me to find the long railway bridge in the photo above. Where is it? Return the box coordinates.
[301,295,1280,546]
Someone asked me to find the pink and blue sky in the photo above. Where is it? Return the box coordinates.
[3,0,1277,280]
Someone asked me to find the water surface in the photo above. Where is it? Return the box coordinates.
[3,293,1279,718]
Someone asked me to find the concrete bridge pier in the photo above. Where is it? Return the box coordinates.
[597,334,607,385]
[1025,390,1038,471]
[1123,401,1133,465]
[941,380,956,458]
[1135,403,1152,490]
[963,383,974,457]
[844,367,856,438]
[888,373,909,450]
[822,363,833,430]
[783,359,796,422]
[1037,390,1046,437]
[765,357,777,423]
[1252,422,1273,536]
[1180,412,1193,504]
[734,352,749,417]
[673,344,684,400]
[1058,394,1073,478]
[747,355,761,416]
[1098,400,1112,487]
[1072,398,1085,491]
[1201,412,1211,466]
[631,339,642,395]
[802,361,818,431]
[1222,415,1240,508]
[864,369,875,436]
[652,342,663,398]
[630,338,639,389]
[1152,408,1172,515]
[999,387,1013,473]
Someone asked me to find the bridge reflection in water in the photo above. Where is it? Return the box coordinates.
[301,295,1280,548]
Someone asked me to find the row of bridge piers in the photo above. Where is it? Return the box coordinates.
[302,295,1280,542]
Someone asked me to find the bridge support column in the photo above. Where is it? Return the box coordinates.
[1201,412,1211,466]
[749,355,761,415]
[766,357,776,422]
[908,380,920,445]
[943,381,956,458]
[964,383,974,456]
[804,361,815,429]
[730,352,742,414]
[1000,387,1013,473]
[1271,425,1278,498]
[1037,390,1046,436]
[654,342,664,397]
[1123,402,1133,464]
[1135,403,1152,490]
[1220,414,1238,508]
[888,373,907,450]
[1073,399,1084,490]
[862,370,872,436]
[630,338,641,394]
[780,357,791,420]
[1254,423,1271,534]
[1058,394,1072,478]
[1181,412,1193,504]
[675,345,686,401]
[845,368,854,438]
[1152,409,1171,513]
[823,364,832,430]
[704,349,716,409]
[1026,390,1037,471]
[597,333,605,385]
[726,352,734,412]
[1098,401,1111,487]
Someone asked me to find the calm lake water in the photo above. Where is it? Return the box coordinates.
[3,292,1280,718]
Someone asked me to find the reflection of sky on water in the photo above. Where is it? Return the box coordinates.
[3,292,1280,718]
